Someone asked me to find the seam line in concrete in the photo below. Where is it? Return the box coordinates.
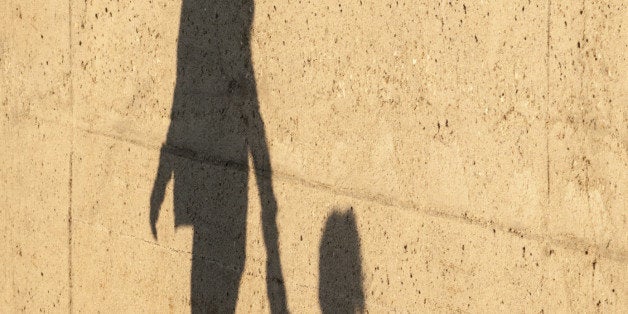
[545,0,551,204]
[67,0,74,311]
[6,1,16,310]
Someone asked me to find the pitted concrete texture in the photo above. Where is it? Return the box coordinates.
[1,0,626,312]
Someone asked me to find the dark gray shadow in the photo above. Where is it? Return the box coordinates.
[148,0,287,312]
[319,208,365,313]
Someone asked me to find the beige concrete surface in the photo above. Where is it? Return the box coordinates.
[1,0,626,312]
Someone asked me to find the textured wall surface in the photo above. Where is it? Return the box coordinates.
[1,0,626,312]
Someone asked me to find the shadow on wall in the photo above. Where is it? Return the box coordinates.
[319,208,365,313]
[148,0,287,312]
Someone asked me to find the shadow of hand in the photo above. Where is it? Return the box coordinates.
[149,146,173,241]
[149,192,161,240]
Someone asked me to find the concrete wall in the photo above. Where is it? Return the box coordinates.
[1,0,625,312]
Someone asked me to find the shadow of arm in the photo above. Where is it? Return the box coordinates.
[150,146,173,240]
[245,101,289,313]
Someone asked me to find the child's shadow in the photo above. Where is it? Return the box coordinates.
[149,0,287,312]
[319,208,365,313]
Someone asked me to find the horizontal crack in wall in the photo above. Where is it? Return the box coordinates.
[30,113,627,263]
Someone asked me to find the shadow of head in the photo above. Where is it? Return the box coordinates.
[318,208,365,314]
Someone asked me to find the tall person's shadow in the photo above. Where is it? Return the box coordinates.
[148,0,287,312]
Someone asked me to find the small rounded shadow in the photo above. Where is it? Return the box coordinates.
[318,208,365,314]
